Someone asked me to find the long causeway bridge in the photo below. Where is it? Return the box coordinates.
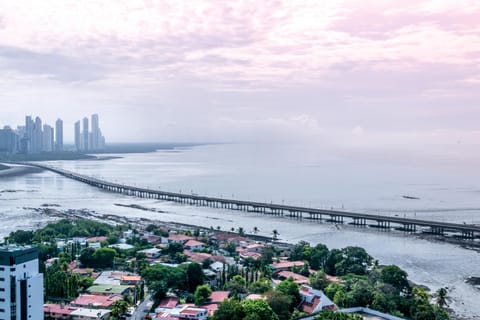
[24,162,480,240]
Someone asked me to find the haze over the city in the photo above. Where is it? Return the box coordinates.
[0,0,479,167]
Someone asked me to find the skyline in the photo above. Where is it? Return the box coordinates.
[0,1,479,165]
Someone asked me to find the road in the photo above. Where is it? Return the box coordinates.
[131,294,152,320]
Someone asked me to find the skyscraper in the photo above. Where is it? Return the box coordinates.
[55,119,63,152]
[74,121,81,151]
[91,114,99,150]
[42,124,54,152]
[0,245,44,320]
[32,116,43,153]
[82,117,89,151]
[25,116,33,154]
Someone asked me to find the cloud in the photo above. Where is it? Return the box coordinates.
[0,0,478,159]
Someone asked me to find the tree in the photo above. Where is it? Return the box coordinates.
[242,299,279,320]
[310,270,330,290]
[272,229,279,240]
[275,279,301,312]
[227,275,247,298]
[436,287,448,308]
[211,299,245,320]
[314,310,362,320]
[249,277,272,294]
[194,285,212,306]
[184,263,205,292]
[310,244,329,270]
[92,248,116,269]
[267,290,292,320]
[111,300,129,318]
[381,265,410,293]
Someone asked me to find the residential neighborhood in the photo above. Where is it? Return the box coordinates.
[3,218,449,320]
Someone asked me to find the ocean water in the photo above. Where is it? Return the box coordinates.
[0,143,479,318]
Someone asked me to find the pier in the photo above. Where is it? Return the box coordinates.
[24,163,480,240]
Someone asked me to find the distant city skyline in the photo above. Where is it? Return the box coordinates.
[0,114,106,155]
[0,1,479,165]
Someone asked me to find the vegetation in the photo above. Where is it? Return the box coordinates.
[5,219,451,320]
[212,299,278,320]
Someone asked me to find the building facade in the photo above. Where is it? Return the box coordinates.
[0,245,44,320]
[55,119,63,152]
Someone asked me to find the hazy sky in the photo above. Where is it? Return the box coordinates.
[0,0,479,162]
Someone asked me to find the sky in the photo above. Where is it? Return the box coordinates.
[0,0,479,164]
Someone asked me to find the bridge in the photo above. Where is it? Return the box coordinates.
[23,162,480,240]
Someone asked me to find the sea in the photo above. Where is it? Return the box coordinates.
[0,143,479,318]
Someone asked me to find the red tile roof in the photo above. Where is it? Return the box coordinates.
[185,240,205,247]
[87,236,108,242]
[44,304,77,315]
[158,297,179,309]
[71,294,122,308]
[209,291,229,304]
[271,261,305,270]
[278,271,309,284]
[168,234,194,242]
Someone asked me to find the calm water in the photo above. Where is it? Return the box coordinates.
[0,143,479,318]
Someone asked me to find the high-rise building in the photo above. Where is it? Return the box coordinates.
[91,114,99,150]
[42,124,54,152]
[82,117,89,151]
[74,121,81,151]
[25,116,34,154]
[32,117,43,153]
[55,119,63,152]
[0,126,18,155]
[0,245,44,320]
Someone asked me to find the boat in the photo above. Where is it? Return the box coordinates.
[402,195,420,200]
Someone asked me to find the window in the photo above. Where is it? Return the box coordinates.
[0,278,4,281]
[9,268,15,272]
[0,267,4,271]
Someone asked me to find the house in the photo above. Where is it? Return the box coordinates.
[270,260,305,272]
[138,247,162,259]
[44,304,77,319]
[87,284,131,296]
[277,271,309,285]
[70,307,111,320]
[170,306,208,320]
[109,243,134,250]
[209,261,224,273]
[340,307,406,320]
[70,294,122,309]
[245,294,266,300]
[168,234,194,244]
[184,240,205,252]
[121,275,143,285]
[298,285,336,314]
[209,291,229,304]
[245,243,265,253]
[156,297,179,311]
[43,304,111,320]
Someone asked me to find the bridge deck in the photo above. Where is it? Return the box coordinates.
[22,162,480,236]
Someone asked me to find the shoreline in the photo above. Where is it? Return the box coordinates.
[0,165,43,178]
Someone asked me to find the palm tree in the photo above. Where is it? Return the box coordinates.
[238,227,245,236]
[272,229,279,241]
[436,287,448,308]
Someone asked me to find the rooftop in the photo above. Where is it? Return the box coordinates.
[87,284,131,295]
[71,294,122,308]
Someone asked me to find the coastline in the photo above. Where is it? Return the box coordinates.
[0,165,43,178]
